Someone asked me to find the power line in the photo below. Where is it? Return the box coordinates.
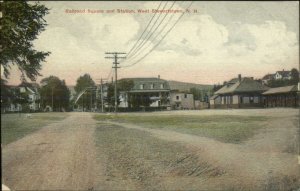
[125,1,164,59]
[125,1,172,61]
[123,1,194,68]
[124,1,183,65]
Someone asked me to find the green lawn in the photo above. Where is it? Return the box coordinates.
[1,112,69,145]
[94,114,271,143]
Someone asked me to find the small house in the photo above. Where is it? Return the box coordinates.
[170,91,194,110]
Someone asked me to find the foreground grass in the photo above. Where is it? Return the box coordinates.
[1,112,69,145]
[94,114,270,143]
[94,123,224,190]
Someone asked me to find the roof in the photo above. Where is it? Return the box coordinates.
[215,77,269,95]
[121,77,170,92]
[262,74,274,80]
[276,70,291,77]
[262,85,297,95]
[210,94,219,100]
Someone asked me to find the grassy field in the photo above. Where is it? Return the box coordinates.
[1,112,69,145]
[94,123,224,190]
[94,114,271,143]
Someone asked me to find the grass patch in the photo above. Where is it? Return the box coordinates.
[94,123,223,190]
[94,114,270,143]
[1,112,69,145]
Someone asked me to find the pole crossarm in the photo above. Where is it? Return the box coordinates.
[104,52,126,113]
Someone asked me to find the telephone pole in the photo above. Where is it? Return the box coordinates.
[105,52,126,113]
[100,78,104,112]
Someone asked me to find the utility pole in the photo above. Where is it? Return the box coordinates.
[105,52,126,113]
[90,89,93,112]
[96,78,108,113]
[95,85,99,111]
[101,78,104,112]
[51,87,54,112]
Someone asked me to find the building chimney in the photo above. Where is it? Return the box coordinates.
[238,74,242,82]
[158,75,160,79]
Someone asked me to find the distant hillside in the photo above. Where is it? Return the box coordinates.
[168,80,213,92]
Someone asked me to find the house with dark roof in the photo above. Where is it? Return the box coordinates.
[274,70,291,80]
[262,84,299,107]
[210,74,269,109]
[118,77,171,110]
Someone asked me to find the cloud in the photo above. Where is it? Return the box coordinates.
[31,5,140,85]
[126,14,298,84]
[6,2,299,85]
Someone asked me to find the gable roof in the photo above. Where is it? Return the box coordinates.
[262,85,297,95]
[276,70,291,77]
[215,77,269,95]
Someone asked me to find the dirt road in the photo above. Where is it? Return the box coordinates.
[2,112,105,190]
[2,110,300,190]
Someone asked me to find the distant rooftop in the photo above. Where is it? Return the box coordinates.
[262,85,297,95]
[215,76,269,95]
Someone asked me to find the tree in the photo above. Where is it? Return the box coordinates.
[74,74,95,93]
[212,84,223,93]
[290,68,299,85]
[1,79,12,112]
[190,88,202,101]
[118,79,134,92]
[1,1,50,81]
[74,74,96,110]
[107,83,117,108]
[106,79,134,109]
[40,76,70,111]
[118,79,134,108]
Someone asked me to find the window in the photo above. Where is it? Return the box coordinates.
[240,96,243,104]
[176,96,179,100]
[140,84,144,89]
[150,84,154,89]
[184,94,187,98]
[250,96,254,103]
[160,84,164,89]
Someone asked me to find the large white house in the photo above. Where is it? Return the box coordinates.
[274,70,292,80]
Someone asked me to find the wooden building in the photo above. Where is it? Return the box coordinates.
[262,85,299,107]
[210,74,269,109]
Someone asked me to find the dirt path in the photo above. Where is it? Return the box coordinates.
[2,112,106,190]
[105,115,300,190]
[2,111,299,190]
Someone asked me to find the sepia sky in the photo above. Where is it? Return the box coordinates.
[4,1,299,85]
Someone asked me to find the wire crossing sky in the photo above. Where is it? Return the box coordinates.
[3,1,299,86]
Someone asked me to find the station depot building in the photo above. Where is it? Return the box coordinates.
[210,75,269,109]
[210,74,300,109]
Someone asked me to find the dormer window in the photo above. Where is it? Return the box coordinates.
[150,84,154,89]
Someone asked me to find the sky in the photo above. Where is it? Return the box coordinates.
[4,1,299,85]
